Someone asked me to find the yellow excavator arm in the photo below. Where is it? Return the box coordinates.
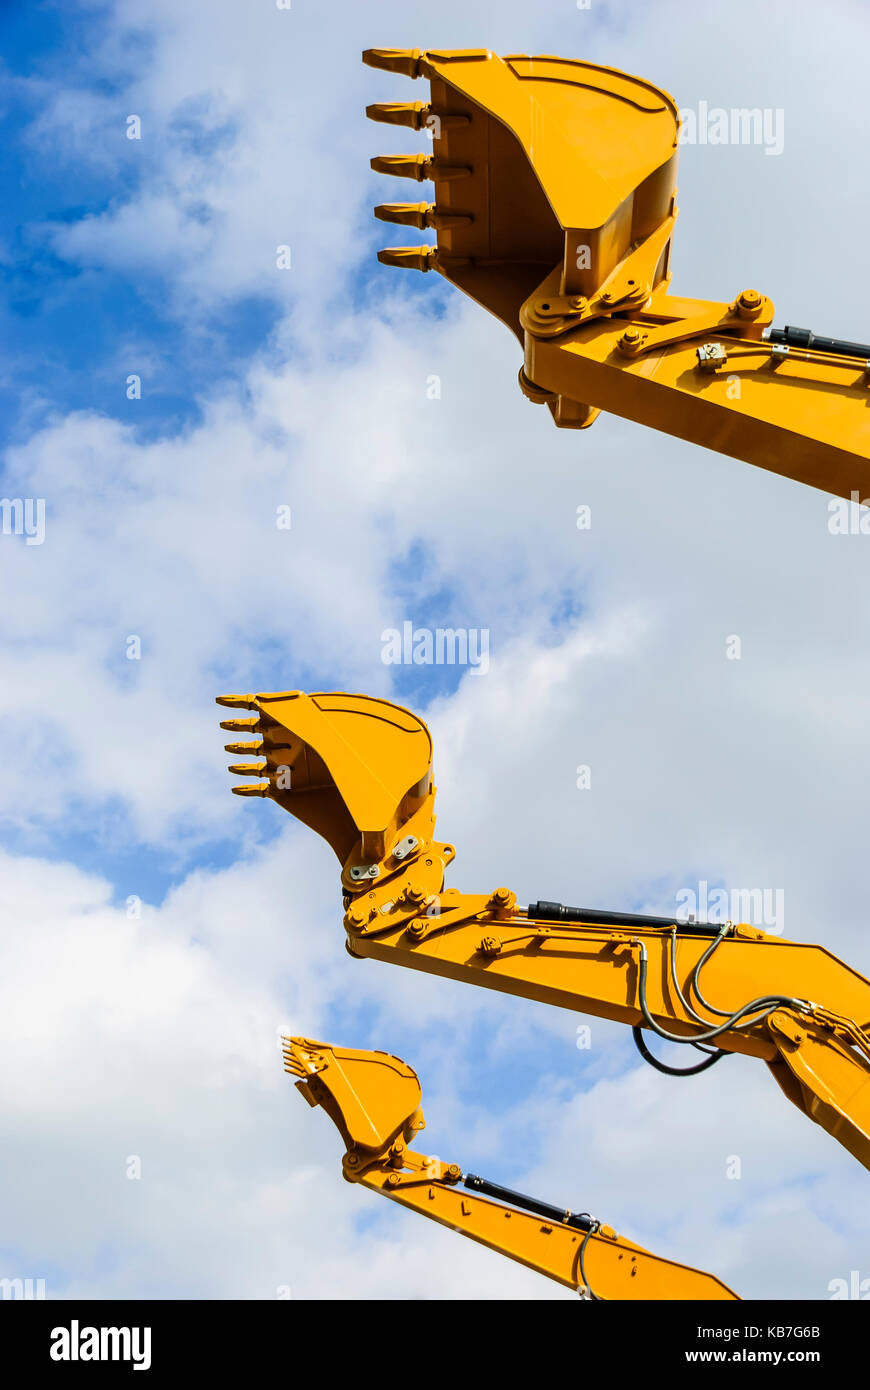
[363,47,870,498]
[284,1035,738,1299]
[220,690,870,1172]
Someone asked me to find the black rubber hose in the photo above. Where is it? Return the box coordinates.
[579,1222,602,1301]
[632,1025,726,1076]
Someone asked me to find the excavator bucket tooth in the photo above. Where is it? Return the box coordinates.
[216,693,258,709]
[374,200,431,228]
[366,101,429,129]
[219,716,261,733]
[370,153,432,181]
[377,246,437,272]
[223,740,264,755]
[375,202,473,230]
[362,48,426,77]
[217,690,434,866]
[362,48,679,341]
[283,1036,423,1154]
[367,103,470,134]
[370,154,471,182]
[227,762,267,777]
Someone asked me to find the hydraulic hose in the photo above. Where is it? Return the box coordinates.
[633,936,808,1046]
[631,1025,725,1076]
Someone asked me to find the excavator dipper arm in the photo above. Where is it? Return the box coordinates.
[220,691,870,1172]
[363,48,870,498]
[283,1036,739,1299]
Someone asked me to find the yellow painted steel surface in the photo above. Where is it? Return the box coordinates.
[285,1037,738,1300]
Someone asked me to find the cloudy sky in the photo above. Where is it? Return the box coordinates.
[2,0,869,1301]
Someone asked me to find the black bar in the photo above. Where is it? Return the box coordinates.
[527,900,721,933]
[2,1298,861,1373]
[768,324,870,360]
[463,1173,595,1231]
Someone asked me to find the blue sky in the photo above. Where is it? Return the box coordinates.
[0,6,281,446]
[2,0,870,1301]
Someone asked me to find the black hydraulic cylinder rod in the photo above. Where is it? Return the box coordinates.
[527,900,720,933]
[463,1174,595,1231]
[767,325,870,360]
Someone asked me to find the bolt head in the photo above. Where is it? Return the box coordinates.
[736,289,763,317]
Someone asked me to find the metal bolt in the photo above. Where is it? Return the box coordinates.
[488,886,515,915]
[618,327,643,353]
[736,288,763,318]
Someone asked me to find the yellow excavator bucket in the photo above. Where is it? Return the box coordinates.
[283,1037,424,1155]
[216,690,434,869]
[365,48,679,337]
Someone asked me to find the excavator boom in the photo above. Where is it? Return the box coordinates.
[220,690,870,1173]
[363,47,870,497]
[284,1036,738,1299]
